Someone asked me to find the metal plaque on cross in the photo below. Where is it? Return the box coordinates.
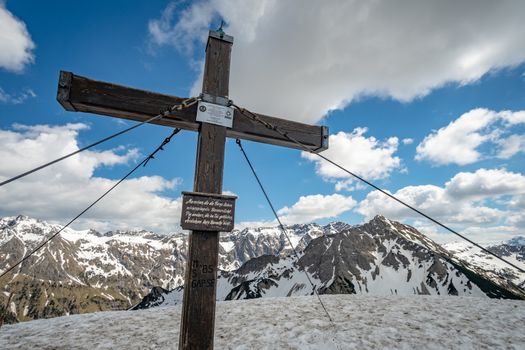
[196,101,234,128]
[180,191,236,232]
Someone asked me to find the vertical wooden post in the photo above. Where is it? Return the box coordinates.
[179,30,233,350]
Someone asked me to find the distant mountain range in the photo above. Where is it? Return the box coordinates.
[132,216,525,310]
[0,215,524,323]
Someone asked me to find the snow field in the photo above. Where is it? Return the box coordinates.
[1,294,524,349]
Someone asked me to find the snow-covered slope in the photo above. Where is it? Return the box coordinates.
[219,222,349,270]
[2,295,524,349]
[0,216,337,284]
[2,215,523,323]
[133,216,524,310]
[0,215,188,288]
[0,215,341,321]
[444,238,525,288]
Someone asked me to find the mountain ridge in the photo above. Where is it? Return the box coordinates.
[0,215,351,322]
[1,214,524,323]
[132,215,525,310]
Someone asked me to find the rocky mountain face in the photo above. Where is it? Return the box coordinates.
[2,215,523,323]
[0,216,188,323]
[132,216,525,310]
[219,222,350,270]
[0,215,344,323]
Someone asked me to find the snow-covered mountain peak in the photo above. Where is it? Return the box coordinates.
[0,215,76,246]
[322,221,352,234]
[100,229,171,242]
[1,214,53,230]
[3,214,525,324]
[508,236,525,247]
[133,216,525,311]
[236,226,282,238]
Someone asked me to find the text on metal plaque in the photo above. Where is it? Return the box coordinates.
[181,191,237,232]
[196,101,234,128]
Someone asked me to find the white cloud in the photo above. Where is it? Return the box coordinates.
[506,213,525,229]
[402,138,414,145]
[459,225,524,245]
[0,87,36,104]
[445,168,525,200]
[500,110,525,125]
[416,108,525,165]
[497,134,525,159]
[356,168,525,243]
[0,124,183,233]
[277,193,356,225]
[416,109,498,165]
[149,1,525,124]
[234,219,274,231]
[301,128,401,190]
[149,2,216,53]
[359,184,505,224]
[502,195,525,239]
[508,195,525,209]
[334,179,366,192]
[0,4,35,72]
[417,221,521,245]
[236,193,356,228]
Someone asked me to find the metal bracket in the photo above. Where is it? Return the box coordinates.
[208,30,234,44]
[201,93,231,107]
[311,125,329,153]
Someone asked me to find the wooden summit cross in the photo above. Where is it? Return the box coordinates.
[56,29,328,349]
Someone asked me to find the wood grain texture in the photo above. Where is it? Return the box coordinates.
[56,72,328,152]
[179,230,220,350]
[56,71,75,112]
[179,33,232,350]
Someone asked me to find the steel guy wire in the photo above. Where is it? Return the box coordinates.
[0,128,181,282]
[0,96,198,188]
[232,103,525,276]
[236,139,343,350]
[235,139,339,327]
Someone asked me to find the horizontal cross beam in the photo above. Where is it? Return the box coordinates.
[57,71,328,152]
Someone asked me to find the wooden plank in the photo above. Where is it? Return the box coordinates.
[56,71,328,152]
[57,71,74,111]
[179,31,232,350]
[231,109,328,152]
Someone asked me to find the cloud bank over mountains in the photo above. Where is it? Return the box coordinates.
[3,120,523,243]
[0,124,183,233]
[357,168,525,243]
[0,124,359,233]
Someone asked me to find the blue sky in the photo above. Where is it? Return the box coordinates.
[1,1,524,244]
